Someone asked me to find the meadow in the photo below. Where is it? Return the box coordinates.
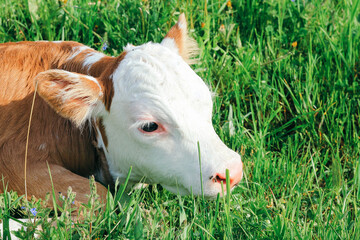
[1,0,360,239]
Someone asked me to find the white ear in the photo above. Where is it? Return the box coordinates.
[35,69,103,127]
[161,13,199,64]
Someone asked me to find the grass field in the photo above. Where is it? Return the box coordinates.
[1,0,360,239]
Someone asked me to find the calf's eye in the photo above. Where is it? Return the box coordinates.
[141,122,158,132]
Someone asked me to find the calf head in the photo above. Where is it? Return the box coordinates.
[36,14,243,197]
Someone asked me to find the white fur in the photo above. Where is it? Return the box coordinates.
[82,52,105,73]
[160,38,179,55]
[96,42,243,197]
[34,40,63,43]
[177,21,186,30]
[0,219,39,239]
[68,46,91,60]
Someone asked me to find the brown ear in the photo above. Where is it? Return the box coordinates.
[35,70,103,127]
[161,13,199,64]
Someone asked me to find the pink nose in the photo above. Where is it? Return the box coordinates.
[212,161,243,188]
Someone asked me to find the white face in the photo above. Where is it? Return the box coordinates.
[101,42,243,197]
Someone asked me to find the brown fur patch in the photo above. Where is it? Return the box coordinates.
[89,52,127,111]
[163,14,199,64]
[165,23,185,56]
[35,70,103,127]
[0,41,78,104]
[0,41,125,202]
[59,48,127,111]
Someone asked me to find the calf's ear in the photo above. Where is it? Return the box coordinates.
[34,69,103,127]
[161,13,199,64]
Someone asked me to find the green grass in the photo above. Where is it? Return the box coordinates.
[1,0,360,239]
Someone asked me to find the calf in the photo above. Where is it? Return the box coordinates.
[0,14,243,204]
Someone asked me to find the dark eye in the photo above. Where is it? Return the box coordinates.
[141,122,158,132]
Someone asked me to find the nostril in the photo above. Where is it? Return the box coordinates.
[212,173,233,185]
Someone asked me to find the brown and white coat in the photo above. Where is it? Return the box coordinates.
[0,14,243,204]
